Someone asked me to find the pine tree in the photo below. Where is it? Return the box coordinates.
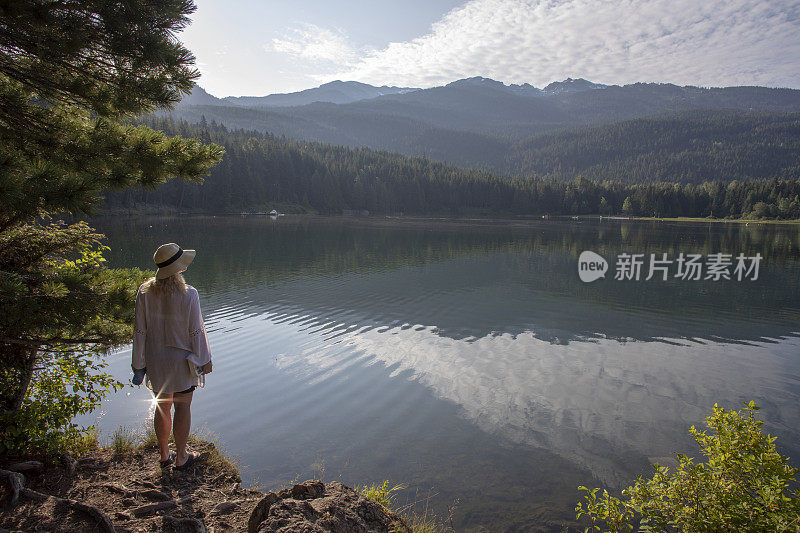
[0,1,223,453]
[622,196,634,215]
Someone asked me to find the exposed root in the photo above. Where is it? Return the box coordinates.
[1,468,115,533]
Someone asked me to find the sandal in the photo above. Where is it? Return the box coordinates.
[174,452,200,471]
[159,452,176,468]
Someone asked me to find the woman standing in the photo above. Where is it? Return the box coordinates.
[131,243,213,469]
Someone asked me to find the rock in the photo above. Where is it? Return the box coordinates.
[210,500,238,515]
[290,480,325,500]
[140,488,172,501]
[248,493,280,533]
[130,499,178,517]
[7,461,44,475]
[163,515,207,533]
[247,480,409,533]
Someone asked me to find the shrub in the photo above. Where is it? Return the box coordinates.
[0,353,121,455]
[576,402,800,532]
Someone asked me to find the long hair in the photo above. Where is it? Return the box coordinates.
[141,272,187,296]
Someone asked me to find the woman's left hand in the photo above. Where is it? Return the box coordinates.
[202,361,213,374]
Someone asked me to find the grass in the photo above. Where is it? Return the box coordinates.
[109,425,137,456]
[187,428,241,482]
[138,424,159,449]
[404,513,442,533]
[358,480,451,533]
[104,423,240,481]
[358,480,406,508]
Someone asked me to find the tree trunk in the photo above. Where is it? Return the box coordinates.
[0,342,37,414]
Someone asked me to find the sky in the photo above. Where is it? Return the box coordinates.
[179,0,800,97]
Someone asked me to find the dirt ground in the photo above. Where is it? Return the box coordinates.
[0,439,262,532]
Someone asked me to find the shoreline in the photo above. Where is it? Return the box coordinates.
[88,210,800,227]
[0,435,417,532]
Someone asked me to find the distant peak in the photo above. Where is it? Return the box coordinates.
[319,80,361,87]
[178,85,222,106]
[448,76,505,87]
[543,78,606,95]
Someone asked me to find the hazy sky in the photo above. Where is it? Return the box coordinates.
[180,0,800,97]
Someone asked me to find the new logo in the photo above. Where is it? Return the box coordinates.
[578,251,608,282]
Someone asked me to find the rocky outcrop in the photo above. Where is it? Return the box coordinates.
[1,445,410,533]
[248,480,409,533]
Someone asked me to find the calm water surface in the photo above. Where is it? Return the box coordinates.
[81,216,800,531]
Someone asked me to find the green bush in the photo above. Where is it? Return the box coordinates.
[0,353,121,455]
[576,402,800,532]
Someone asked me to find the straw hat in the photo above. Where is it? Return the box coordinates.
[153,243,196,279]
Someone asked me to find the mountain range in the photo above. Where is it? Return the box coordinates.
[169,77,800,182]
[180,80,419,108]
[179,77,615,108]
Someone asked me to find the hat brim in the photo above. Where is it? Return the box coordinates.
[155,249,196,279]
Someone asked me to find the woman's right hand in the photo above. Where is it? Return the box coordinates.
[202,361,213,374]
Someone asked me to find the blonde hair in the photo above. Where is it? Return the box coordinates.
[141,272,187,296]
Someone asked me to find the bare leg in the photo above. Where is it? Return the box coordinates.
[153,393,173,462]
[173,391,193,466]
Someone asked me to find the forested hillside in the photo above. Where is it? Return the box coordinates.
[503,110,800,183]
[165,107,800,185]
[104,117,800,219]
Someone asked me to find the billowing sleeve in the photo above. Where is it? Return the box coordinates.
[132,288,147,370]
[188,290,212,366]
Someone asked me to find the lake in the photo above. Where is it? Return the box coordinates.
[80,215,800,531]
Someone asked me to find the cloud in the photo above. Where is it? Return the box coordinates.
[268,23,360,66]
[314,0,800,89]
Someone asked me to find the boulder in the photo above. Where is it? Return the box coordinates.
[248,480,408,533]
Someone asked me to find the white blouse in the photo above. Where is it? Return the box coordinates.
[132,283,212,394]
